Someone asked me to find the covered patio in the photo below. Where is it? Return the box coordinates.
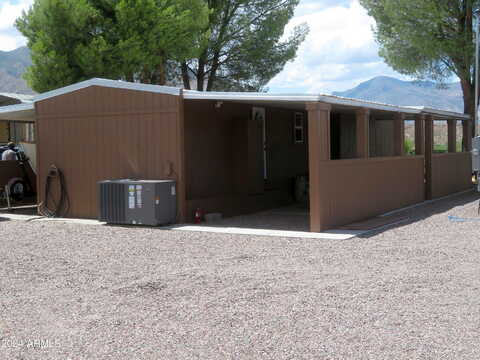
[183,90,472,232]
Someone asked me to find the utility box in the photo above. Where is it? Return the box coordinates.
[472,137,480,192]
[472,137,480,172]
[98,179,176,226]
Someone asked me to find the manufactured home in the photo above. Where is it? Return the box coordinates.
[0,79,472,231]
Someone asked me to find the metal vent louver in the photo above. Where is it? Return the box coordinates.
[98,179,176,226]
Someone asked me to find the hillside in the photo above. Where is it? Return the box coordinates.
[332,76,464,113]
[0,47,468,109]
[0,46,34,94]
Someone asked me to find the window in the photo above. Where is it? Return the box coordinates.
[294,112,304,144]
[25,123,35,143]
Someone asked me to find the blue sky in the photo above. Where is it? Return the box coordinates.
[0,0,408,94]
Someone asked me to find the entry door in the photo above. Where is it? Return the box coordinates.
[252,107,267,180]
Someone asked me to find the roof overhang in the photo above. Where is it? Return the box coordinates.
[0,103,35,122]
[0,93,34,106]
[1,78,466,121]
[34,78,181,102]
[184,90,467,118]
[407,106,470,120]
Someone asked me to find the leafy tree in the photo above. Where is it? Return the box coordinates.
[115,0,209,83]
[360,0,479,125]
[404,138,415,155]
[181,0,309,91]
[16,0,209,92]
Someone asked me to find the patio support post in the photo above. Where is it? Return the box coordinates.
[394,112,405,156]
[447,118,457,153]
[356,108,370,158]
[462,118,472,151]
[307,102,331,232]
[425,114,434,200]
[415,114,425,155]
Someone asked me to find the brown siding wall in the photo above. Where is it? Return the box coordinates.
[313,156,425,229]
[0,121,9,143]
[370,119,395,157]
[431,152,472,199]
[35,86,184,219]
[339,113,356,159]
[184,100,308,220]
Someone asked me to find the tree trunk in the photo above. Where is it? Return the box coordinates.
[195,48,210,91]
[181,62,191,90]
[196,60,205,91]
[461,78,474,115]
[140,67,151,84]
[206,52,220,91]
[462,1,475,137]
[460,77,476,137]
[156,60,166,86]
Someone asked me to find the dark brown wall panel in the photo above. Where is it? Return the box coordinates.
[0,161,24,186]
[431,152,472,199]
[35,86,183,219]
[313,156,425,229]
[371,120,395,157]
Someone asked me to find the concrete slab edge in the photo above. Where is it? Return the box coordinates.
[170,225,363,240]
[0,213,105,225]
[380,189,474,217]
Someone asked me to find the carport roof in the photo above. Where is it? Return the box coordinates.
[0,103,34,122]
[183,90,470,119]
[0,92,34,105]
[0,78,471,121]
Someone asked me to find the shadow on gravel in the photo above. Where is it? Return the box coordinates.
[356,191,480,239]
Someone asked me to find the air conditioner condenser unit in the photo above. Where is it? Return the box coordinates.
[98,179,176,226]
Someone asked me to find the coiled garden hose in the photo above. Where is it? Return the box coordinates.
[38,165,70,218]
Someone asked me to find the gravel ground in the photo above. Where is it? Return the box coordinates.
[1,192,480,359]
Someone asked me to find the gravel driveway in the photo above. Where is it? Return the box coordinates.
[1,192,480,359]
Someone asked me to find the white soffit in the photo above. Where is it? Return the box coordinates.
[0,103,35,122]
[185,90,428,115]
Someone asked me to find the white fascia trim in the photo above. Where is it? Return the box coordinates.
[406,106,470,119]
[34,78,181,102]
[0,103,34,113]
[184,90,420,114]
[0,93,35,103]
[317,94,420,114]
[183,90,320,102]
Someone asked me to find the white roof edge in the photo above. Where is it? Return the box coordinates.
[34,78,181,102]
[184,90,470,117]
[184,90,419,114]
[0,102,34,113]
[0,93,35,103]
[27,79,468,119]
[183,90,321,102]
[317,94,419,114]
[406,106,470,119]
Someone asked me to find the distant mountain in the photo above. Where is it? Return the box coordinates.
[0,47,35,94]
[332,76,464,113]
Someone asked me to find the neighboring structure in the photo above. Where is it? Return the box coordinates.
[0,92,35,144]
[0,79,472,231]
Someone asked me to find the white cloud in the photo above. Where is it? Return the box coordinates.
[268,0,409,94]
[0,0,34,51]
[0,0,408,92]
